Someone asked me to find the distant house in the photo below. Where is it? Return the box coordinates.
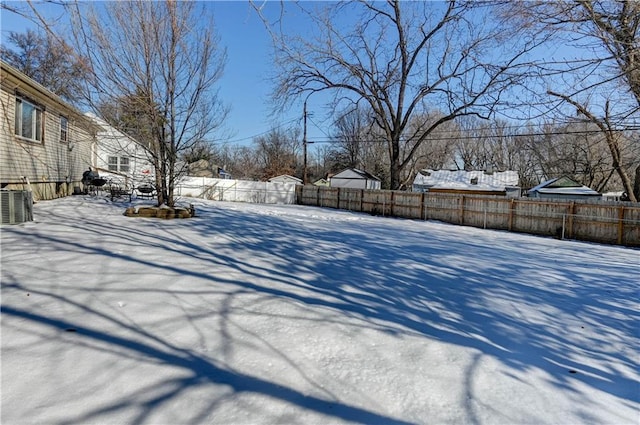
[527,176,601,200]
[313,178,330,187]
[413,169,520,197]
[218,167,232,179]
[268,175,303,185]
[186,159,231,180]
[87,114,155,188]
[602,191,625,202]
[330,168,381,190]
[0,61,97,200]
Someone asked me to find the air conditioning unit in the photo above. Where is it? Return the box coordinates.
[0,190,33,225]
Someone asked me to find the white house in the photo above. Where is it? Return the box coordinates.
[87,113,155,189]
[412,169,520,197]
[330,168,381,190]
[527,176,601,200]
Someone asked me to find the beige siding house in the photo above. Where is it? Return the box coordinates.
[1,61,97,201]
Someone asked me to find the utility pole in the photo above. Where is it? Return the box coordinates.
[303,100,308,185]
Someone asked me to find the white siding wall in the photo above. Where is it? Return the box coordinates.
[330,169,381,190]
[91,116,155,188]
[330,177,367,189]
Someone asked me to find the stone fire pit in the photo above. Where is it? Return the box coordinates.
[123,205,194,219]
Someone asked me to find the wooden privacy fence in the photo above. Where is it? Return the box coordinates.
[296,186,640,247]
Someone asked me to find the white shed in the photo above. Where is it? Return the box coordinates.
[330,168,381,190]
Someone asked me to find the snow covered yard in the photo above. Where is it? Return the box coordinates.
[1,195,638,425]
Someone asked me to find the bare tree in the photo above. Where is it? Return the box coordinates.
[548,92,638,200]
[253,127,301,180]
[309,144,336,182]
[0,1,69,36]
[451,117,528,173]
[453,117,493,171]
[1,29,89,104]
[69,1,227,207]
[223,145,262,181]
[504,0,640,200]
[520,120,619,191]
[329,106,373,170]
[256,1,542,189]
[403,111,458,178]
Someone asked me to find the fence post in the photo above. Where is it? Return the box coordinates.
[567,202,575,239]
[508,199,515,231]
[617,206,625,245]
[360,189,364,212]
[421,192,426,221]
[390,191,395,217]
[336,188,340,209]
[459,195,465,224]
[562,214,566,240]
[483,201,487,229]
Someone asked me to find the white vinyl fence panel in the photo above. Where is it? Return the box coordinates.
[176,177,297,204]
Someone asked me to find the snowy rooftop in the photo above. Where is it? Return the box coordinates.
[413,169,519,191]
[528,176,601,196]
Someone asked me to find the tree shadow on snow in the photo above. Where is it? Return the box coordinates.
[1,197,638,424]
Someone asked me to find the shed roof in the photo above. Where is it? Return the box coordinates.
[268,175,303,184]
[332,168,381,181]
[527,176,600,196]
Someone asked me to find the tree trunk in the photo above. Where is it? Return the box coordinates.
[390,138,401,190]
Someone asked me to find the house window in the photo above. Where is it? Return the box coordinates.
[108,156,130,173]
[15,97,43,142]
[60,116,68,142]
[119,157,130,173]
[108,156,119,171]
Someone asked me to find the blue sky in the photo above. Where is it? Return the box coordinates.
[207,1,332,145]
[1,1,330,146]
[2,2,627,148]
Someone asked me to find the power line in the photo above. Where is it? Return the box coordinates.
[305,126,640,144]
[209,116,302,145]
[205,114,639,146]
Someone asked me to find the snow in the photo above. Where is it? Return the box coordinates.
[2,195,639,425]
